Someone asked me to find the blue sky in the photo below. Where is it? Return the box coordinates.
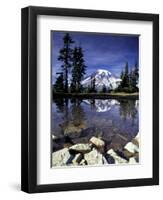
[51,31,139,81]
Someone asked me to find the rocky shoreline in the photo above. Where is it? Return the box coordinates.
[52,132,139,167]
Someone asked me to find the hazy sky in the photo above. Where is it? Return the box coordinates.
[51,31,139,81]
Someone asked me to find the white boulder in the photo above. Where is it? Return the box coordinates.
[69,143,91,153]
[84,148,103,165]
[52,148,72,167]
[90,137,105,148]
[124,142,139,154]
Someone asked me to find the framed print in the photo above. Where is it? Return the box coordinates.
[21,6,159,193]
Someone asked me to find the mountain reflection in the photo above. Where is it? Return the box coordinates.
[53,98,138,123]
[83,99,120,112]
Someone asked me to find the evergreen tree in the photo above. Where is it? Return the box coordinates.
[118,62,130,91]
[120,70,124,82]
[71,47,86,93]
[123,62,130,88]
[129,63,139,92]
[54,73,64,92]
[58,33,74,93]
[134,62,139,87]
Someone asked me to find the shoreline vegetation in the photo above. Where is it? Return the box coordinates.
[53,92,139,100]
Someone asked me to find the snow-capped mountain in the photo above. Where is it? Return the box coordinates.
[81,69,121,91]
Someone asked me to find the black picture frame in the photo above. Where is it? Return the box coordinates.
[21,6,159,193]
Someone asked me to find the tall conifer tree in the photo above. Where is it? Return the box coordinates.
[71,46,86,92]
[58,33,74,92]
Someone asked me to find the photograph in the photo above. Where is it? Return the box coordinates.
[51,31,139,167]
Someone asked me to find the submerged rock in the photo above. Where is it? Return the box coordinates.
[107,149,127,164]
[84,148,103,165]
[81,127,104,138]
[69,143,92,154]
[71,127,104,145]
[108,133,129,152]
[52,148,73,167]
[63,121,87,138]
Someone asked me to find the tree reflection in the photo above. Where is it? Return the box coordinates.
[53,98,70,123]
[70,98,86,126]
[118,99,138,125]
[53,98,65,113]
[53,98,86,127]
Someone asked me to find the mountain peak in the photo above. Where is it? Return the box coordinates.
[81,68,121,91]
[96,69,112,76]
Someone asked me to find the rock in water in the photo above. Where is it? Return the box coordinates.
[64,124,82,135]
[124,142,139,154]
[107,149,127,164]
[69,143,91,154]
[84,148,103,165]
[52,148,73,167]
[63,122,87,138]
[90,137,105,148]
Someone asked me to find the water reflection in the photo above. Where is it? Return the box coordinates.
[70,98,86,126]
[83,99,120,112]
[118,99,138,127]
[52,98,139,153]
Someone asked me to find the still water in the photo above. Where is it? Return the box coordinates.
[51,98,139,153]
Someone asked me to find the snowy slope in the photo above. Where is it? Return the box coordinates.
[81,69,121,90]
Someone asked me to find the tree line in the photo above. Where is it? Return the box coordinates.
[54,33,86,93]
[116,62,139,93]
